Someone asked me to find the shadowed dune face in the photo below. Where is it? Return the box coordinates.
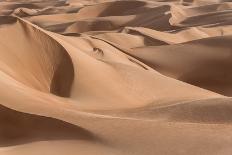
[0,104,96,147]
[0,16,74,97]
[0,16,16,25]
[1,0,232,155]
[129,36,232,96]
[75,1,147,18]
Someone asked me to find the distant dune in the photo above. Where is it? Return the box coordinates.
[0,0,232,155]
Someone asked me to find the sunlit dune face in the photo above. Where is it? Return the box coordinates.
[1,0,232,155]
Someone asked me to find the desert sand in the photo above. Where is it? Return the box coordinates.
[0,0,232,154]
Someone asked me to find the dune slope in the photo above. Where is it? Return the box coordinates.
[0,0,232,155]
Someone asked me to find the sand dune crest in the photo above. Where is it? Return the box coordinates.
[1,0,232,155]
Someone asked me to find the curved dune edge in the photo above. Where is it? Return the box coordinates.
[1,0,232,155]
[0,15,74,97]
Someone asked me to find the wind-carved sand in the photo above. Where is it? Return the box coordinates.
[0,0,232,155]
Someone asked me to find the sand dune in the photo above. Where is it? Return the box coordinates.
[0,16,74,96]
[128,35,232,96]
[0,0,232,155]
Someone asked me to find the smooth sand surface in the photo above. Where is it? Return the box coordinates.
[0,0,232,154]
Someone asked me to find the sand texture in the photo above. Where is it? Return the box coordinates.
[1,0,232,154]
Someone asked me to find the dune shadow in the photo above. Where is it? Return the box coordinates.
[0,16,17,25]
[50,47,75,98]
[17,18,75,97]
[0,104,97,147]
[97,1,147,17]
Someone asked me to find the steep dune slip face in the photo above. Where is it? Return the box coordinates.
[0,16,74,97]
[1,0,232,155]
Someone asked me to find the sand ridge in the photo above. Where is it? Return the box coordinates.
[0,0,232,154]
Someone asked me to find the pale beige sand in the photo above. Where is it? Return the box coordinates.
[0,0,232,154]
